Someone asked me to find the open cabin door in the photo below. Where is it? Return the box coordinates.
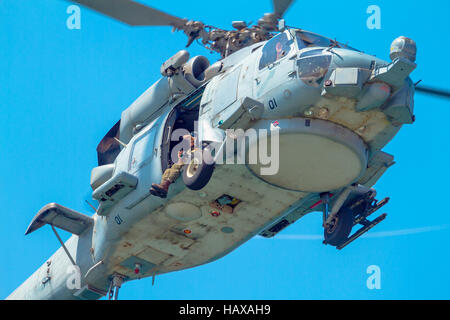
[159,85,205,173]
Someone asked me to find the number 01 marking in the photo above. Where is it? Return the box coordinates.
[268,98,278,110]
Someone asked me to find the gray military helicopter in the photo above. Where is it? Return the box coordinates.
[7,0,450,300]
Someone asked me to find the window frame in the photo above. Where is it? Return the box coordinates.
[258,32,294,71]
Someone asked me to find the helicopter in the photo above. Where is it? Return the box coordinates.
[6,0,450,300]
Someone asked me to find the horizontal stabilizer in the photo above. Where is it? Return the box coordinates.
[25,203,94,235]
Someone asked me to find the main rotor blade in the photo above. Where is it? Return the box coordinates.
[272,0,295,18]
[416,85,450,99]
[69,0,186,28]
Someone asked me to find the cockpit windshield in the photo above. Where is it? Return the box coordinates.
[295,31,360,52]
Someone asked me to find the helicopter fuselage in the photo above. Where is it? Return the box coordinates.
[8,29,416,300]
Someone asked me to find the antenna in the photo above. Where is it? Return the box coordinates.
[85,199,98,213]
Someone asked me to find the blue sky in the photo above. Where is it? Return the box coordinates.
[1,0,450,299]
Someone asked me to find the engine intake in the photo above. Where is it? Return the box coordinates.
[183,55,210,87]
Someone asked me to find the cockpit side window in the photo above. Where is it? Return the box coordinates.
[259,33,292,70]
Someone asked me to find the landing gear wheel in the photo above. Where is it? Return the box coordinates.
[182,148,215,191]
[324,207,354,246]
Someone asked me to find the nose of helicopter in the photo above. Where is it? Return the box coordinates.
[323,45,416,124]
[247,41,417,193]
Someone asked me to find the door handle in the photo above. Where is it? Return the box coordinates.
[165,126,172,144]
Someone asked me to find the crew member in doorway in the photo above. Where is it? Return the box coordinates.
[150,134,195,198]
